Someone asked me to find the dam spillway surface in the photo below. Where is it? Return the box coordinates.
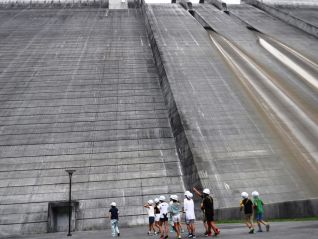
[0,1,318,236]
[193,2,318,183]
[0,7,184,235]
[143,1,318,207]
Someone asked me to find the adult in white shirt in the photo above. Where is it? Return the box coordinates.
[184,191,196,238]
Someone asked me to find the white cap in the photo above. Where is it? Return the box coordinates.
[184,191,191,196]
[148,199,154,205]
[252,191,259,197]
[189,192,193,198]
[241,192,248,199]
[171,195,178,201]
[154,198,159,203]
[203,188,210,195]
[110,202,116,206]
[159,195,166,201]
[169,195,174,199]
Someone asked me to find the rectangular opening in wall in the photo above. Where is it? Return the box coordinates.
[48,201,79,233]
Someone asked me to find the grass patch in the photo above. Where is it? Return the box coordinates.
[217,219,241,224]
[217,217,318,224]
[269,217,318,222]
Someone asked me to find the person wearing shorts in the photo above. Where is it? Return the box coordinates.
[154,198,161,234]
[240,192,255,234]
[169,195,175,233]
[169,195,181,239]
[144,199,156,235]
[183,191,196,238]
[193,187,208,235]
[193,187,219,236]
[159,195,169,239]
[252,191,270,232]
[202,189,220,236]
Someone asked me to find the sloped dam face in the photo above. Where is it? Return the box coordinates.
[0,0,318,236]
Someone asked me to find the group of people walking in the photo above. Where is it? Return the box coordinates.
[108,187,270,238]
[143,187,220,239]
[240,191,270,234]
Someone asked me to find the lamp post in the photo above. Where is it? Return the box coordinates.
[65,169,76,237]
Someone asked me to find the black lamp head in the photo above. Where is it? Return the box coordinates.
[65,169,76,175]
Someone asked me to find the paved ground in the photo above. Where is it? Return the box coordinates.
[6,221,318,239]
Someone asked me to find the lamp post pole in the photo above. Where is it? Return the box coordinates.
[65,169,76,237]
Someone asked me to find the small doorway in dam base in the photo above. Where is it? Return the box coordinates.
[47,201,79,233]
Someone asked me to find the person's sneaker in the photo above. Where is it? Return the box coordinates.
[117,232,120,237]
[188,234,193,238]
[249,228,254,234]
[214,229,220,236]
[204,231,209,237]
[192,235,196,239]
[257,229,263,232]
[165,236,169,239]
[266,224,270,232]
[178,236,182,239]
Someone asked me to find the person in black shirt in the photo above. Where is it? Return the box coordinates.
[193,187,208,235]
[240,192,255,234]
[109,202,120,237]
[193,187,220,236]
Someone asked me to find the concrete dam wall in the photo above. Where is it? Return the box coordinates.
[142,0,318,210]
[0,0,318,236]
[0,6,184,236]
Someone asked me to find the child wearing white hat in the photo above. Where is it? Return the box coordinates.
[252,191,270,232]
[169,195,182,239]
[240,192,254,234]
[109,202,120,237]
[144,199,156,235]
[184,191,196,238]
[159,195,169,239]
[154,198,161,234]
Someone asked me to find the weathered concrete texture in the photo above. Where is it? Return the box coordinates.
[254,0,318,6]
[192,2,318,192]
[0,0,109,8]
[279,7,318,27]
[142,1,318,214]
[142,2,205,197]
[244,0,318,38]
[229,3,318,60]
[0,8,184,236]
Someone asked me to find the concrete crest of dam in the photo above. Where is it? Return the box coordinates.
[0,0,317,236]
